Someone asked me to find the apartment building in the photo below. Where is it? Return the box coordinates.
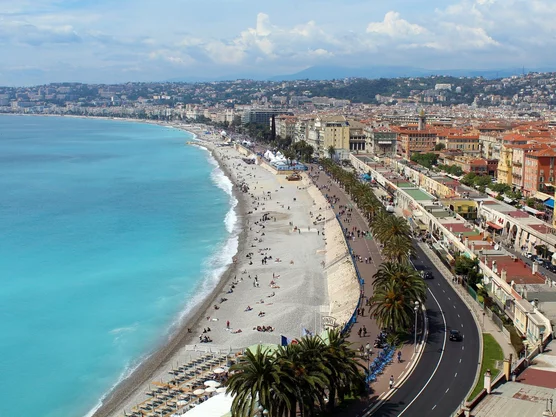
[395,127,438,158]
[524,148,556,195]
[366,128,397,156]
[274,115,298,139]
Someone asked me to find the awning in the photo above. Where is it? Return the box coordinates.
[544,198,554,209]
[534,191,553,201]
[523,205,544,215]
[487,221,503,230]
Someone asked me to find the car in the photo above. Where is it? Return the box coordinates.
[449,329,462,341]
[420,271,433,279]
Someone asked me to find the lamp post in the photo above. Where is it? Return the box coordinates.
[414,301,420,353]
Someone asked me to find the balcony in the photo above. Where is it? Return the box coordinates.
[513,161,522,167]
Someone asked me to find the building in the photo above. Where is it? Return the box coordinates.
[309,115,350,158]
[524,148,556,195]
[366,128,397,156]
[396,127,438,159]
[348,120,367,152]
[444,135,481,155]
[274,115,298,139]
[241,109,292,125]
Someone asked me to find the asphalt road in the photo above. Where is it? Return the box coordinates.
[374,243,481,417]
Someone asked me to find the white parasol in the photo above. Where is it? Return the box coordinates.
[213,367,225,374]
[193,389,205,396]
[204,380,220,387]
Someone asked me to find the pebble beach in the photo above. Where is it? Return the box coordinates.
[93,125,359,417]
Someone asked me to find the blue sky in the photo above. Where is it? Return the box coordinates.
[0,0,555,85]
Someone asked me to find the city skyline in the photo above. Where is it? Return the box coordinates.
[1,0,556,86]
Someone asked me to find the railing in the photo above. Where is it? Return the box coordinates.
[336,213,365,336]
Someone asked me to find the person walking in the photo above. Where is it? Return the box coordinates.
[397,351,402,363]
[226,320,230,329]
[389,375,394,389]
[358,327,363,337]
[363,325,367,337]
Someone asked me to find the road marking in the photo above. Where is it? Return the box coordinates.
[462,346,465,350]
[461,324,464,328]
[458,314,460,318]
[445,388,450,393]
[442,289,445,293]
[398,287,447,417]
[454,372,458,378]
[448,297,451,300]
[432,405,437,410]
[453,305,456,309]
[459,359,462,363]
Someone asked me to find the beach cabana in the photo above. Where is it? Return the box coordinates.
[181,393,233,417]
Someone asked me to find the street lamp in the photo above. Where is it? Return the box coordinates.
[414,301,420,352]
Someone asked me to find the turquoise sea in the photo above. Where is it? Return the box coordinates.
[0,116,237,417]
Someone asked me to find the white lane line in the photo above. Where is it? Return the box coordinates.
[462,346,465,350]
[442,289,445,293]
[448,297,451,300]
[461,324,464,328]
[455,372,458,378]
[398,287,447,417]
[445,388,450,393]
[458,314,460,318]
[432,405,437,410]
[453,305,456,309]
[459,359,462,363]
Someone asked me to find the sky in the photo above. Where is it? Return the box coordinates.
[1,0,555,86]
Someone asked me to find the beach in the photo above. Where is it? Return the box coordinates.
[90,126,359,417]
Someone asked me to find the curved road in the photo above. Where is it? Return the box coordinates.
[374,243,480,416]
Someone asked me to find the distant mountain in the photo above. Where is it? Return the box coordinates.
[269,65,553,81]
[165,65,556,84]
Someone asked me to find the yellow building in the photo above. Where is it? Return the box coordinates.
[312,115,351,157]
[497,144,513,185]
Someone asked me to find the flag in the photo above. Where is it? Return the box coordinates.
[280,335,292,346]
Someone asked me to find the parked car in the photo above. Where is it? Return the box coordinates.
[449,329,463,341]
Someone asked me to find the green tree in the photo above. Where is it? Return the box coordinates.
[461,172,477,186]
[371,213,411,245]
[372,262,427,304]
[371,280,419,332]
[227,346,287,416]
[328,145,336,160]
[434,143,446,151]
[382,234,414,262]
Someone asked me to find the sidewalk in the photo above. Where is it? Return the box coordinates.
[417,241,517,361]
[311,170,425,409]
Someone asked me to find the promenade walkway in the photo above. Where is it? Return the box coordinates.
[310,168,424,412]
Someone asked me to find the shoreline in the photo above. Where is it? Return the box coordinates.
[1,114,357,417]
[90,134,249,417]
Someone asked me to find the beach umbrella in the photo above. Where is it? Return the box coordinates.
[216,387,227,394]
[204,380,220,387]
[193,389,205,396]
[213,367,225,374]
[205,387,217,393]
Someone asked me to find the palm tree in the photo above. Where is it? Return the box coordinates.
[321,329,365,411]
[371,213,411,245]
[382,234,414,262]
[371,280,417,331]
[226,346,287,416]
[372,262,427,304]
[327,145,336,160]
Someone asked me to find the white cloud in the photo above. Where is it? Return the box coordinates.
[366,11,428,38]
